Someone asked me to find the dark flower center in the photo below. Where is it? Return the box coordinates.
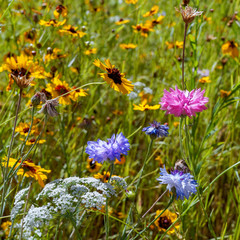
[158,216,172,230]
[107,68,122,84]
[29,138,36,143]
[11,68,31,78]
[50,19,57,24]
[22,160,36,173]
[41,88,52,100]
[90,160,96,169]
[23,127,30,133]
[56,5,65,13]
[69,27,77,33]
[136,25,142,31]
[229,41,236,48]
[26,30,36,40]
[55,85,69,95]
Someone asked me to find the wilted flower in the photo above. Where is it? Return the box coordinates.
[142,121,169,139]
[39,99,59,117]
[157,166,198,200]
[176,5,203,24]
[154,209,179,233]
[159,86,209,118]
[31,91,47,106]
[85,133,130,163]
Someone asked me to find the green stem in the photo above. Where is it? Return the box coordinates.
[179,117,185,159]
[182,23,188,89]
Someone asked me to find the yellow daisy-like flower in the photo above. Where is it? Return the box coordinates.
[115,19,130,25]
[24,138,46,145]
[86,158,102,173]
[221,41,239,58]
[133,103,160,111]
[94,171,116,183]
[120,43,137,50]
[39,19,66,27]
[1,221,12,237]
[44,48,68,62]
[24,29,37,43]
[155,155,163,167]
[143,5,159,18]
[132,24,154,37]
[2,158,51,187]
[145,15,165,28]
[165,41,183,49]
[46,74,87,105]
[173,121,180,128]
[139,91,153,104]
[154,209,180,234]
[125,0,138,4]
[114,155,126,165]
[54,5,68,19]
[59,25,86,38]
[93,59,134,94]
[15,122,37,136]
[199,76,211,83]
[0,54,47,90]
[84,48,97,55]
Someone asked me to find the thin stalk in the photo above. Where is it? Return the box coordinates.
[141,189,167,218]
[182,23,188,89]
[179,117,185,159]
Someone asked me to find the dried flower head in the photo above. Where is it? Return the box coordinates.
[38,99,59,117]
[31,92,47,106]
[11,74,34,89]
[176,5,203,24]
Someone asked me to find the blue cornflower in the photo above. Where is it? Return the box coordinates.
[142,121,169,138]
[85,133,130,163]
[157,166,198,200]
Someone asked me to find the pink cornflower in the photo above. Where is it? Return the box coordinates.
[159,86,208,118]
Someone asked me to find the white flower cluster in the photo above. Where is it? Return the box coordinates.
[12,176,126,239]
[128,81,153,100]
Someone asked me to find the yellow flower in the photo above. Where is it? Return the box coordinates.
[173,122,180,127]
[2,158,51,187]
[199,76,211,83]
[143,5,159,17]
[93,59,134,94]
[221,41,239,58]
[165,41,183,49]
[44,48,68,62]
[175,41,183,48]
[39,19,66,27]
[119,43,137,50]
[139,91,153,104]
[84,48,97,55]
[154,209,180,234]
[115,18,130,25]
[59,25,86,38]
[24,138,46,145]
[0,54,47,90]
[132,24,154,37]
[94,171,116,183]
[15,122,37,136]
[54,5,68,19]
[1,221,12,237]
[145,16,165,28]
[133,103,160,111]
[86,158,102,173]
[71,86,88,101]
[155,156,163,167]
[46,74,87,105]
[114,155,126,165]
[24,29,37,43]
[125,0,138,4]
[220,90,231,98]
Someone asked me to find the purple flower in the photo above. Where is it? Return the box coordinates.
[85,133,130,163]
[157,166,198,200]
[142,121,169,139]
[159,86,209,118]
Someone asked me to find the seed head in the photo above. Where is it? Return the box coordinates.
[176,5,203,24]
[11,74,34,89]
[38,99,59,117]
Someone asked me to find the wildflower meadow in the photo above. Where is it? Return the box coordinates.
[0,0,240,239]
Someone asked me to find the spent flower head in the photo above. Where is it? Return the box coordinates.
[176,5,203,24]
[159,86,208,118]
[157,166,198,200]
[38,99,59,117]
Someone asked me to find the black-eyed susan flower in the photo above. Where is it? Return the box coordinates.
[2,158,51,187]
[133,103,160,111]
[165,41,183,49]
[139,91,153,104]
[84,48,97,55]
[86,158,102,173]
[220,89,231,98]
[199,76,211,83]
[15,122,37,136]
[59,25,86,38]
[115,18,130,25]
[93,59,134,94]
[54,5,67,19]
[114,154,126,165]
[155,155,163,167]
[46,74,87,105]
[154,209,179,233]
[145,15,165,28]
[143,5,159,17]
[119,43,137,50]
[24,138,46,145]
[94,171,116,183]
[39,19,66,27]
[1,221,11,237]
[0,54,46,90]
[221,41,239,58]
[24,29,37,43]
[132,24,154,37]
[44,48,68,62]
